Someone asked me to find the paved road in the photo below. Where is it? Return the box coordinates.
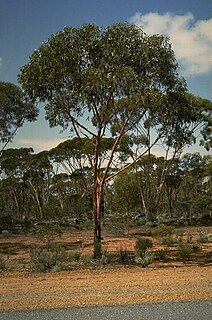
[0,301,211,320]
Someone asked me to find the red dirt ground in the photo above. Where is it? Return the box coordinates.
[0,225,211,311]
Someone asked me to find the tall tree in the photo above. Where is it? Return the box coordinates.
[18,23,209,258]
[0,81,38,149]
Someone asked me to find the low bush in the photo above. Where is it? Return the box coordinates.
[186,231,193,243]
[152,224,175,237]
[1,230,11,238]
[192,244,201,251]
[177,242,192,262]
[198,231,212,243]
[80,254,94,264]
[160,235,176,246]
[135,252,155,267]
[0,256,6,271]
[154,249,168,261]
[66,251,81,262]
[118,247,131,264]
[135,238,153,257]
[29,243,67,272]
[99,250,109,266]
[32,224,63,244]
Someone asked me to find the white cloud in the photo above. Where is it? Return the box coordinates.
[16,138,65,152]
[130,12,212,76]
[0,57,2,68]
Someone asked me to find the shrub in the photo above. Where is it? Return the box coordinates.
[66,251,81,262]
[33,223,62,244]
[198,231,212,243]
[186,231,193,243]
[176,228,183,243]
[118,247,131,264]
[29,243,67,272]
[160,236,176,246]
[0,256,6,271]
[192,244,201,252]
[1,230,11,238]
[154,249,168,261]
[32,224,63,244]
[99,250,109,266]
[80,254,93,264]
[135,238,153,257]
[177,242,192,262]
[152,224,175,237]
[135,252,155,267]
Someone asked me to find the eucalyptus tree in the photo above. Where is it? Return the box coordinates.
[176,153,210,221]
[49,137,94,190]
[18,22,207,257]
[0,81,38,149]
[0,148,34,219]
[23,150,53,219]
[107,170,141,233]
[164,158,183,218]
[134,154,168,221]
[0,148,53,220]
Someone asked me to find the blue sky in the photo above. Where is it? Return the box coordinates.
[0,0,212,154]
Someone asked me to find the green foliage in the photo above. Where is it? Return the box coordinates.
[154,249,169,261]
[160,235,176,246]
[0,215,13,232]
[177,242,192,262]
[29,243,67,272]
[1,230,11,238]
[198,231,212,243]
[118,247,131,264]
[192,244,202,252]
[186,231,193,243]
[42,204,66,220]
[99,250,109,266]
[0,81,38,143]
[80,254,94,265]
[12,21,212,258]
[134,252,155,267]
[109,171,140,215]
[152,224,175,237]
[135,238,153,257]
[0,256,6,271]
[32,224,63,244]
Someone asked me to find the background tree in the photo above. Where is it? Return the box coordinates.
[0,81,38,149]
[18,23,210,258]
[0,148,34,220]
[107,170,141,233]
[23,151,53,219]
[175,153,211,223]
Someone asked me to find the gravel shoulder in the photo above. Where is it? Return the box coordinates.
[0,266,211,311]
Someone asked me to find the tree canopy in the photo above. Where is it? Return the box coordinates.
[18,22,211,257]
[0,81,38,146]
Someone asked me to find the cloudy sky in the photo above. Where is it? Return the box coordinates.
[0,0,212,153]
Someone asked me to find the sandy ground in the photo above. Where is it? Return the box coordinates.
[0,266,212,311]
[0,225,211,311]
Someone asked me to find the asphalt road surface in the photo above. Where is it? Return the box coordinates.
[0,300,211,320]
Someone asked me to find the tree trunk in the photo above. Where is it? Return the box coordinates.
[93,183,103,259]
